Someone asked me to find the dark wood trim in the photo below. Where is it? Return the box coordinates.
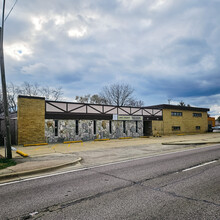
[68,104,86,113]
[45,112,112,120]
[118,107,131,115]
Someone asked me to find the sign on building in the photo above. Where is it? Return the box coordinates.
[113,115,143,121]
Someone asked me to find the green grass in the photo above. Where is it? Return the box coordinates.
[0,158,16,170]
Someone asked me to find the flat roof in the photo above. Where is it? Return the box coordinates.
[145,104,209,112]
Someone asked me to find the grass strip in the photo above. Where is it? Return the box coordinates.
[0,158,16,170]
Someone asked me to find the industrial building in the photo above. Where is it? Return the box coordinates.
[0,95,209,145]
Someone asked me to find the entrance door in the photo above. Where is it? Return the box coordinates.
[143,121,152,136]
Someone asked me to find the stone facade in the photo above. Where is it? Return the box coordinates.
[17,96,45,145]
[45,119,143,143]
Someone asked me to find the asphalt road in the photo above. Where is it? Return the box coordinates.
[0,145,219,220]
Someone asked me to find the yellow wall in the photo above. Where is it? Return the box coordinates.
[152,121,164,136]
[151,109,208,136]
[17,96,45,145]
[162,109,208,135]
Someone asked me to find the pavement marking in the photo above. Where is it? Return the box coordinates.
[0,144,219,187]
[51,145,56,150]
[68,144,70,148]
[182,160,217,172]
[35,146,44,150]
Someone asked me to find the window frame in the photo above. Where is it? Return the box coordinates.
[193,113,202,117]
[75,120,79,135]
[93,120,96,134]
[171,112,183,116]
[172,126,181,131]
[109,120,112,134]
[54,120,58,136]
[123,121,126,133]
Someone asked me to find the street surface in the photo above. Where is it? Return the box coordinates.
[0,144,219,219]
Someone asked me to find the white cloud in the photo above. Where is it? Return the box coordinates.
[67,26,87,38]
[118,0,145,10]
[5,43,32,61]
[3,0,220,111]
[31,16,48,31]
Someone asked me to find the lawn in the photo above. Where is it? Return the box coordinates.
[0,158,16,170]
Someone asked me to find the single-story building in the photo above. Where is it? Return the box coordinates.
[0,96,209,145]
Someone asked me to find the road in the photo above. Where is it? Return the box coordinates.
[0,145,220,220]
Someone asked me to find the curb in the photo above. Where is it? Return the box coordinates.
[94,139,110,141]
[0,157,82,182]
[162,141,220,145]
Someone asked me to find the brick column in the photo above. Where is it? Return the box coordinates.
[17,96,45,145]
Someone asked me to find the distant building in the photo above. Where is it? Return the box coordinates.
[0,96,210,145]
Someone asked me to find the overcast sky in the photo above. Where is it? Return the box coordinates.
[2,0,220,117]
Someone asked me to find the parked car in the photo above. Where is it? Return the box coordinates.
[212,126,220,132]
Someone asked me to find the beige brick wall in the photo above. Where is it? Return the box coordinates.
[152,121,164,136]
[162,109,208,135]
[17,96,45,145]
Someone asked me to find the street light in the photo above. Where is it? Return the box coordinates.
[0,0,12,159]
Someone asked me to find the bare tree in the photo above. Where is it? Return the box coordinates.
[100,83,144,107]
[75,94,105,104]
[0,82,63,113]
[179,101,190,107]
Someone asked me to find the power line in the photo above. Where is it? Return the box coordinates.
[4,0,18,22]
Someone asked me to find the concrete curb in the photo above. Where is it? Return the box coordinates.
[0,157,82,182]
[162,141,220,145]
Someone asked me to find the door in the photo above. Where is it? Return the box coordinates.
[143,121,152,136]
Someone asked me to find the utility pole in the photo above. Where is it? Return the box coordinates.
[0,0,12,159]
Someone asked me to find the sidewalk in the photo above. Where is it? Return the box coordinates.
[0,132,219,183]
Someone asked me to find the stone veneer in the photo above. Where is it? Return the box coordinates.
[45,119,143,143]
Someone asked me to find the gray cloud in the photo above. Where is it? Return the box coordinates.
[3,0,220,116]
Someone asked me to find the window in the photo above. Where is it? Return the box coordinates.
[171,112,182,116]
[193,113,202,117]
[172,126,181,131]
[123,121,126,133]
[109,121,112,134]
[54,120,58,136]
[196,126,200,130]
[136,121,138,133]
[93,120,96,134]
[76,120,79,135]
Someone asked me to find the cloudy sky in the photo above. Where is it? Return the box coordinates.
[2,0,220,117]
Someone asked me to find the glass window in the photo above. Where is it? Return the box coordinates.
[172,126,181,131]
[136,121,138,133]
[76,120,79,135]
[171,112,182,116]
[109,121,112,134]
[54,120,58,136]
[193,113,202,117]
[93,120,96,134]
[123,121,126,133]
[196,126,200,130]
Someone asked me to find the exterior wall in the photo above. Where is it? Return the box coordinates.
[45,119,143,143]
[17,96,45,145]
[162,109,208,135]
[152,121,164,136]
